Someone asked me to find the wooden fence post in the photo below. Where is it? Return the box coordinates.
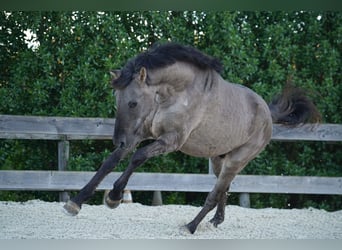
[58,140,70,202]
[152,191,163,206]
[208,159,214,175]
[239,193,251,208]
[122,190,133,203]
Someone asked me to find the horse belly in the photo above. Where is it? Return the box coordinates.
[180,103,253,157]
[179,119,250,158]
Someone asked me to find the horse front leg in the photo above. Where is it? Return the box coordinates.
[63,148,128,216]
[104,134,179,209]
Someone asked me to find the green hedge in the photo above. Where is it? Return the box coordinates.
[0,11,341,210]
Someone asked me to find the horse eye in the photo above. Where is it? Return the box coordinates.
[128,101,137,108]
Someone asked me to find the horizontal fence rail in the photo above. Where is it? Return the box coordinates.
[1,115,342,141]
[0,115,115,140]
[1,115,342,202]
[1,171,341,195]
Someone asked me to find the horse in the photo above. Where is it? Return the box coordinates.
[63,42,321,234]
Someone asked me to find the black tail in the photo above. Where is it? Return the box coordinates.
[268,84,321,126]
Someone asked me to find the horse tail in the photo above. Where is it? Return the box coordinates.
[268,84,321,126]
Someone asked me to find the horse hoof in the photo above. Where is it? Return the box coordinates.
[63,200,81,216]
[104,193,122,209]
[185,222,197,234]
[209,216,224,227]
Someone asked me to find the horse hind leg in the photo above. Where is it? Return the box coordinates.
[208,156,228,227]
[209,188,228,227]
[209,118,272,228]
[208,154,246,227]
[186,123,271,234]
[185,162,236,234]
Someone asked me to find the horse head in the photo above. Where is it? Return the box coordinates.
[110,56,199,151]
[110,67,156,151]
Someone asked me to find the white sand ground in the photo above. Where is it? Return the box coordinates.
[0,200,341,239]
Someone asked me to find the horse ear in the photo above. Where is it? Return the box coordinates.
[139,67,147,83]
[110,70,121,80]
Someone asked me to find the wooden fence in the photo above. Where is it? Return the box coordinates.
[1,115,342,207]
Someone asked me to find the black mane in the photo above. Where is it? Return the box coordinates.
[112,42,223,89]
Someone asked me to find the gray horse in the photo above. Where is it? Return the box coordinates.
[64,43,320,234]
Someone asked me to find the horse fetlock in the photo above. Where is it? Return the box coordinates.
[209,213,225,227]
[63,200,81,216]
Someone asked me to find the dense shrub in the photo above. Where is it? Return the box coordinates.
[0,11,341,210]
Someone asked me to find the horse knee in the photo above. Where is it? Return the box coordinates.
[129,148,149,168]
